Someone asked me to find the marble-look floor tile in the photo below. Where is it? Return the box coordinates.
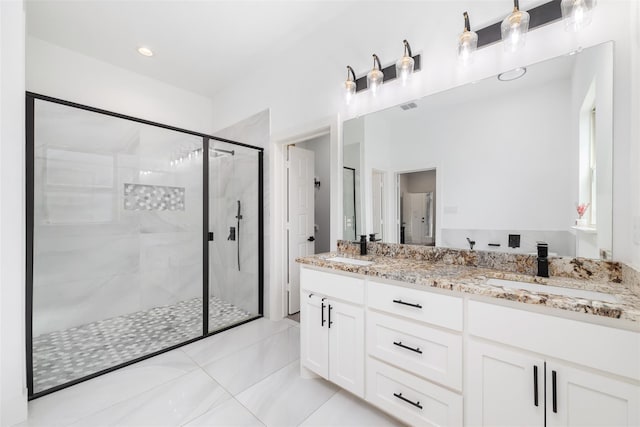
[203,329,292,395]
[68,370,230,427]
[182,318,290,367]
[300,390,405,427]
[24,349,199,426]
[236,361,338,427]
[184,398,264,427]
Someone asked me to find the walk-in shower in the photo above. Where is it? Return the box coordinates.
[26,93,264,398]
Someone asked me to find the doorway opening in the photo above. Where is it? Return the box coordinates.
[398,169,436,245]
[285,133,331,317]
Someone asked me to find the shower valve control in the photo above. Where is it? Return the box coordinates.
[227,227,236,241]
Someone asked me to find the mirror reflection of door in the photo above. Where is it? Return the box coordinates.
[371,170,385,241]
[343,167,356,241]
[399,169,436,246]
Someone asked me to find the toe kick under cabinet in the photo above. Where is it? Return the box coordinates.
[299,265,640,427]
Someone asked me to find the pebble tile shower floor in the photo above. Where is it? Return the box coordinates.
[32,296,254,394]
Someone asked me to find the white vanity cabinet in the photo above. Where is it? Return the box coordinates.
[466,301,640,427]
[300,267,365,397]
[366,280,464,427]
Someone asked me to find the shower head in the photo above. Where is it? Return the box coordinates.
[211,148,235,158]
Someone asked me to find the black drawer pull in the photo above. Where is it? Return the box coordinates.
[393,341,422,354]
[533,365,538,407]
[393,392,423,410]
[392,299,423,309]
[552,370,558,413]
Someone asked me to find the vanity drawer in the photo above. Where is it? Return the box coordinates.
[366,357,463,427]
[367,311,462,390]
[367,281,463,331]
[300,267,364,304]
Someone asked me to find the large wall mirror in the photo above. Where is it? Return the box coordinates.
[342,41,613,260]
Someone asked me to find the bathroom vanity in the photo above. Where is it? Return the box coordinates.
[297,243,640,427]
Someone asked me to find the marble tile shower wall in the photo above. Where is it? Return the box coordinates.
[208,147,259,316]
[33,127,203,336]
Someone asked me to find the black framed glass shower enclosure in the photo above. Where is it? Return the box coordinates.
[25,93,264,399]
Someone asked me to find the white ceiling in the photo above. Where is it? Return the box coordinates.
[26,0,357,97]
[25,0,551,99]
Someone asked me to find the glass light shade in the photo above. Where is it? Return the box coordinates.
[367,69,384,95]
[396,55,414,84]
[458,30,478,64]
[501,9,530,52]
[561,0,596,32]
[343,80,356,104]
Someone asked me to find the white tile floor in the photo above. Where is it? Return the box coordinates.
[17,318,403,427]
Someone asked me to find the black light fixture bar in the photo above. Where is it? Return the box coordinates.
[354,54,421,93]
[477,0,562,48]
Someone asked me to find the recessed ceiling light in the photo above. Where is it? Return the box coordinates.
[497,67,527,82]
[137,47,154,57]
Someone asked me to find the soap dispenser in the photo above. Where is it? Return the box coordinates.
[360,235,368,256]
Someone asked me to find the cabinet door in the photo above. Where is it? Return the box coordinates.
[466,340,544,426]
[328,300,365,397]
[546,361,640,427]
[300,291,328,378]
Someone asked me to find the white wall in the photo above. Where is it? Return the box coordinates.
[297,134,331,253]
[27,37,215,134]
[0,1,28,424]
[208,1,638,266]
[631,0,640,270]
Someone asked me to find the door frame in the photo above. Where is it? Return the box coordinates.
[272,115,341,320]
[25,92,265,399]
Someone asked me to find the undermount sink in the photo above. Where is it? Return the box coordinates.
[325,256,374,267]
[486,278,618,303]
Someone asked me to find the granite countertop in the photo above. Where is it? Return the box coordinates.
[296,252,640,324]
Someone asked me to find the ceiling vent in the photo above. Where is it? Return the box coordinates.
[400,102,418,111]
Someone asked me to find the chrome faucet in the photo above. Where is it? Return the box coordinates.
[466,237,476,250]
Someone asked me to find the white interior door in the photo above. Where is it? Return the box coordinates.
[406,193,427,244]
[371,170,384,241]
[287,146,314,314]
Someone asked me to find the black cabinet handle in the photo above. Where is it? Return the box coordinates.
[393,341,422,354]
[533,365,539,407]
[392,299,423,309]
[393,392,422,410]
[552,370,558,413]
[321,298,326,327]
[328,304,333,328]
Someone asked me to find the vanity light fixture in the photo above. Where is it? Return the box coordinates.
[501,0,530,52]
[561,0,596,32]
[458,12,478,65]
[367,54,384,95]
[396,40,415,85]
[137,46,154,57]
[343,66,357,104]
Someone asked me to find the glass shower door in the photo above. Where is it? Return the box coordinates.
[30,98,204,395]
[207,139,261,333]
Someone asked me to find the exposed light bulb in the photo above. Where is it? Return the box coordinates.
[458,12,478,65]
[343,66,356,104]
[367,54,384,95]
[395,40,415,85]
[501,0,530,52]
[561,0,596,32]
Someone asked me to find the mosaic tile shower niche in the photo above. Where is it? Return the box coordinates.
[124,183,185,211]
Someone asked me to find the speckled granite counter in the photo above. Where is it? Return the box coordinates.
[296,249,640,324]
